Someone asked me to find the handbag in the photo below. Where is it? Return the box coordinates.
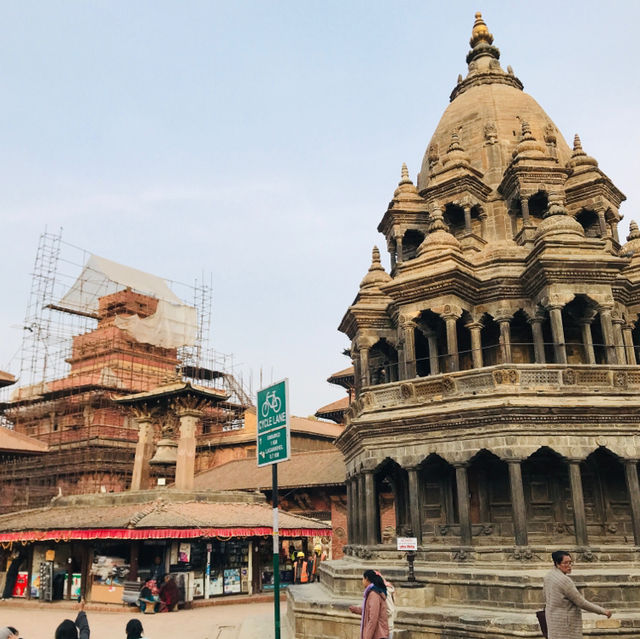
[536,608,548,638]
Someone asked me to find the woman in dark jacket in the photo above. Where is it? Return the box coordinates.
[349,569,389,639]
[54,607,89,639]
[158,575,180,612]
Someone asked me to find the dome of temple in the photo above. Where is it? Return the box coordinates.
[417,208,462,257]
[359,246,392,289]
[622,221,640,256]
[417,14,572,192]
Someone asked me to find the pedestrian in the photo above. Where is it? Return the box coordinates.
[348,569,389,639]
[54,608,89,639]
[2,550,26,599]
[375,571,396,639]
[125,618,147,639]
[0,627,19,639]
[543,550,611,639]
[293,551,305,584]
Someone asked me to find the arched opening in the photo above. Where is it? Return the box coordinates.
[419,454,457,541]
[632,318,640,364]
[528,191,548,222]
[415,310,447,376]
[470,205,483,237]
[368,339,399,385]
[468,450,511,542]
[576,209,600,238]
[443,203,466,239]
[582,447,631,543]
[522,447,572,544]
[374,459,408,545]
[591,312,607,364]
[511,310,535,363]
[402,229,425,261]
[480,314,500,366]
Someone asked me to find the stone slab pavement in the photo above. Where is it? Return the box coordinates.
[0,600,289,639]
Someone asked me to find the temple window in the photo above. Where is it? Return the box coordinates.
[368,339,399,385]
[576,209,600,237]
[444,203,466,238]
[402,229,425,260]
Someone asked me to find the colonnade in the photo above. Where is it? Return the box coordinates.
[346,455,640,549]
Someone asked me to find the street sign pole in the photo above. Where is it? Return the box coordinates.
[272,463,280,639]
[257,378,289,639]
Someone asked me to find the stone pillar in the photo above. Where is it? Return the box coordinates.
[597,209,607,238]
[131,414,155,491]
[360,347,371,387]
[425,330,440,375]
[624,460,640,546]
[568,460,588,547]
[364,470,378,546]
[520,196,531,226]
[548,305,567,364]
[455,463,472,546]
[402,320,417,380]
[508,460,528,546]
[613,316,627,364]
[599,307,618,364]
[389,242,397,269]
[174,401,203,492]
[396,235,404,263]
[529,316,546,364]
[407,467,423,543]
[579,321,596,364]
[466,322,484,368]
[463,205,472,233]
[357,473,365,544]
[498,317,512,363]
[444,315,460,372]
[623,325,637,365]
[478,213,487,239]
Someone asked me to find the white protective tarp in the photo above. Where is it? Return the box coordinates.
[58,254,197,348]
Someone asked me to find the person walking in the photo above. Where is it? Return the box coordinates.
[543,550,611,639]
[348,569,389,639]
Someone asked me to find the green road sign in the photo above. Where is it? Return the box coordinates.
[257,379,290,466]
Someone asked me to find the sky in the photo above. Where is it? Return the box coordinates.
[1,1,639,417]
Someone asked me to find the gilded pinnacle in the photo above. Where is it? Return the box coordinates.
[470,11,494,48]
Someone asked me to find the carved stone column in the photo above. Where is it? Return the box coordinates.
[568,459,588,547]
[131,411,156,491]
[364,470,378,545]
[599,307,617,365]
[508,460,528,546]
[579,320,596,364]
[407,467,423,543]
[174,397,204,492]
[347,477,355,544]
[497,317,512,363]
[444,315,460,372]
[612,315,627,364]
[529,315,546,364]
[425,329,440,375]
[463,205,472,234]
[548,305,567,364]
[360,347,371,387]
[401,319,417,380]
[455,463,472,546]
[520,196,531,226]
[624,460,640,546]
[597,209,607,238]
[389,241,397,269]
[478,212,487,239]
[466,321,484,368]
[623,324,637,365]
[357,472,365,545]
[396,234,404,263]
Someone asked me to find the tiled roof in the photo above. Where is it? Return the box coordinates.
[0,491,330,538]
[0,427,48,454]
[0,370,16,388]
[194,449,346,491]
[315,396,349,417]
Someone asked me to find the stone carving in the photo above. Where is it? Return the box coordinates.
[614,372,628,388]
[400,382,415,399]
[562,369,576,385]
[484,121,498,144]
[442,376,456,393]
[453,549,469,561]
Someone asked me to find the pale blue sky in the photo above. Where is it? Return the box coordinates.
[1,1,639,416]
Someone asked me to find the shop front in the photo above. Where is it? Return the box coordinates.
[0,490,331,603]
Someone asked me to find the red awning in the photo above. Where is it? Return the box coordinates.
[0,527,332,543]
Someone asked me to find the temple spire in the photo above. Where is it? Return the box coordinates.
[470,12,494,48]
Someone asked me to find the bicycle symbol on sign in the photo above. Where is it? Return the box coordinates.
[261,390,282,417]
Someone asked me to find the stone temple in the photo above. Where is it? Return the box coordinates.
[287,13,640,639]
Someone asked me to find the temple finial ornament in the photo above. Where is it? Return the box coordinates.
[628,221,640,241]
[400,163,411,185]
[573,134,584,154]
[372,246,381,264]
[470,12,494,48]
[568,133,598,169]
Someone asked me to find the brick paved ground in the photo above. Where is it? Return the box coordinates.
[0,599,287,639]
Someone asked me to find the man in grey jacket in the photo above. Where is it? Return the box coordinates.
[543,551,611,639]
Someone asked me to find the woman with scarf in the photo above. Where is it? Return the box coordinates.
[348,569,389,639]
